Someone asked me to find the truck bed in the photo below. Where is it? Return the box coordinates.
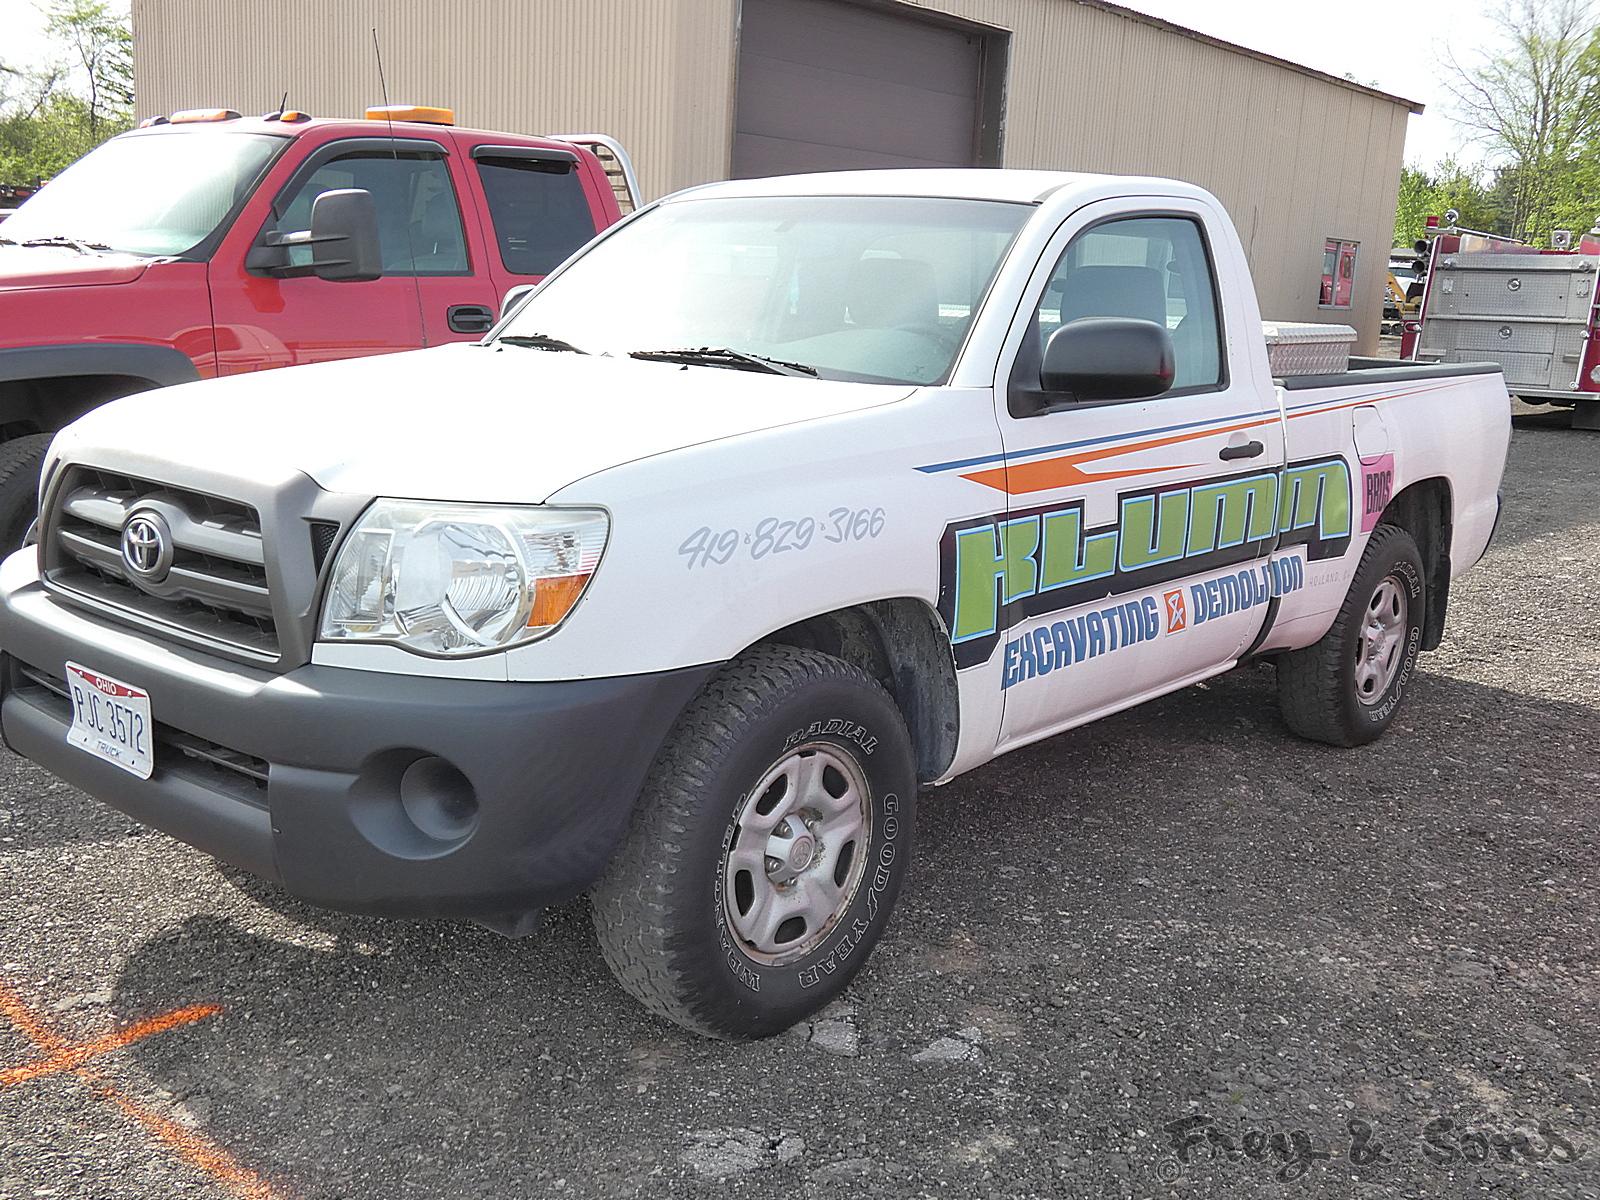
[1272,357,1507,392]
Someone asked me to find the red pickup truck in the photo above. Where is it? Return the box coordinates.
[0,104,636,545]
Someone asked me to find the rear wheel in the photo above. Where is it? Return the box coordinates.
[0,433,52,553]
[1275,524,1426,746]
[592,645,917,1038]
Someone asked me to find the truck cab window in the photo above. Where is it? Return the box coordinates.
[1036,215,1223,392]
[476,157,598,276]
[266,149,468,276]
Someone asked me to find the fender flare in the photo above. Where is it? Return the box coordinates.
[0,343,201,389]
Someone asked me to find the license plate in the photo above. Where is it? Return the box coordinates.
[65,662,154,780]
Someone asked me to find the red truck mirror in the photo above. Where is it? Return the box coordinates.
[247,187,383,283]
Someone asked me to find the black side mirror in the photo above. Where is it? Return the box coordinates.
[307,189,381,282]
[1041,317,1175,401]
[246,187,382,282]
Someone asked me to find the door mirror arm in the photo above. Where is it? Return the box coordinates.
[245,188,383,282]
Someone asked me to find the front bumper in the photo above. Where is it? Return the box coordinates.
[0,557,714,918]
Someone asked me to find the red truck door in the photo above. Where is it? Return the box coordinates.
[452,135,608,305]
[210,134,499,371]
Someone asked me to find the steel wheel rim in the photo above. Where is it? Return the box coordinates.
[1354,574,1408,705]
[722,741,873,966]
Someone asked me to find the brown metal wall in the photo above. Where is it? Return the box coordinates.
[130,0,740,201]
[898,0,1411,348]
[132,0,1410,346]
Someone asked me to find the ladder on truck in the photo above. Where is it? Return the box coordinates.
[554,133,641,214]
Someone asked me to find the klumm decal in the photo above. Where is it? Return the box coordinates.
[937,457,1352,669]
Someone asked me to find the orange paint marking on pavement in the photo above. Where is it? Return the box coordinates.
[0,1002,222,1086]
[0,980,283,1200]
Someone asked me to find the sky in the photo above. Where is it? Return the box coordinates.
[1,0,1504,169]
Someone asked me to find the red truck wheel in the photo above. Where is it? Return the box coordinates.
[0,433,51,552]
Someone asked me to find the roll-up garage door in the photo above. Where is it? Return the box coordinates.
[733,0,984,178]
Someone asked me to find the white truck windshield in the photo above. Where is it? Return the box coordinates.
[499,195,1031,384]
[2,131,282,257]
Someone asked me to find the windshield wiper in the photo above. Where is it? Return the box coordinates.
[629,346,818,378]
[17,235,115,254]
[497,333,587,354]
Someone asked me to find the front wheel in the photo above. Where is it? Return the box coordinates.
[592,646,917,1038]
[0,433,52,553]
[1275,524,1426,746]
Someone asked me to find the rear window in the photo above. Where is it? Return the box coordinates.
[476,157,597,276]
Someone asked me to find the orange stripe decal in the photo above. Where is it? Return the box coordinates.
[966,412,1278,495]
[961,380,1455,499]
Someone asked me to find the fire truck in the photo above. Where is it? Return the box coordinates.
[1403,209,1600,430]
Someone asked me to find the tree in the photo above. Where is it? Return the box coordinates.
[44,0,133,141]
[1393,158,1502,245]
[1442,0,1600,243]
[0,2,131,186]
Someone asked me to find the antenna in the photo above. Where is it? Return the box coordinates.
[272,90,288,119]
[372,25,427,345]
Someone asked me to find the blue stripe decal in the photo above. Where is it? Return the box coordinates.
[916,379,1445,476]
[914,406,1279,474]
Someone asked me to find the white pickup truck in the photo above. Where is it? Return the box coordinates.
[0,170,1509,1038]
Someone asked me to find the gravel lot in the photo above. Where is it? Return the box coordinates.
[2,406,1597,1200]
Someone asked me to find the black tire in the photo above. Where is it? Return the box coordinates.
[1276,524,1426,747]
[0,433,52,553]
[592,645,917,1039]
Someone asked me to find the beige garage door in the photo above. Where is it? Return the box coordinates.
[733,0,984,178]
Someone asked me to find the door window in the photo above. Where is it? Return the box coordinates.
[1034,215,1224,393]
[266,148,468,275]
[476,157,597,276]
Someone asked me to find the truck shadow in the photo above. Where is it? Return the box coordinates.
[105,661,1600,1199]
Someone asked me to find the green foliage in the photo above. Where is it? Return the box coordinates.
[1440,0,1600,246]
[0,2,132,187]
[1394,158,1501,246]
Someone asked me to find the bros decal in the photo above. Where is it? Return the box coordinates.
[939,457,1352,669]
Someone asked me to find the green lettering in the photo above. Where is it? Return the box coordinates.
[1187,473,1280,555]
[952,517,1039,643]
[1039,508,1117,590]
[1118,490,1190,571]
[1279,460,1352,539]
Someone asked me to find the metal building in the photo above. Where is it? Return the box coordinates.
[131,0,1422,349]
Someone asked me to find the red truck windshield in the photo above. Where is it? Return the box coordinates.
[2,131,281,257]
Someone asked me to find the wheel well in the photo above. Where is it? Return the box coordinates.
[756,599,959,783]
[1378,475,1452,651]
[0,374,159,438]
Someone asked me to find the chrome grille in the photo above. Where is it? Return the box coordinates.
[43,467,279,660]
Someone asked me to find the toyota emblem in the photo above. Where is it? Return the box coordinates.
[120,510,174,583]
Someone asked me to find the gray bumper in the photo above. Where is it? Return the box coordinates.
[0,559,714,918]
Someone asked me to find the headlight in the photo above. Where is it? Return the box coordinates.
[318,500,607,656]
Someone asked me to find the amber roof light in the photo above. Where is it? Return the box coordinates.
[364,105,455,125]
